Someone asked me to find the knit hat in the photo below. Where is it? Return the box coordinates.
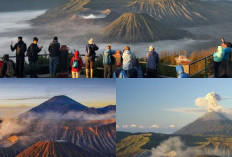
[125,46,130,50]
[149,46,154,52]
[88,38,94,44]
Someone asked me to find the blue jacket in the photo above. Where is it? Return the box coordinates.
[176,65,189,78]
[223,47,231,61]
[213,46,224,62]
[113,69,127,78]
[146,51,159,70]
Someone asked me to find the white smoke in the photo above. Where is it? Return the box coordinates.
[80,14,107,19]
[0,111,115,147]
[147,137,225,157]
[195,92,223,112]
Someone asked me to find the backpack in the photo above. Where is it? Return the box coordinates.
[72,59,79,68]
[103,51,112,65]
[6,61,15,77]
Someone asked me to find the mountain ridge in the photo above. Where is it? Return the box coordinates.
[174,111,232,135]
[19,95,116,119]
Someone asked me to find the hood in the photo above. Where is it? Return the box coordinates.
[124,50,131,54]
[74,51,79,58]
[176,65,184,75]
[218,46,223,53]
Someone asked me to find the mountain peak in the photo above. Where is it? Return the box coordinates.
[199,111,230,121]
[19,95,89,117]
[174,112,232,135]
[102,12,186,43]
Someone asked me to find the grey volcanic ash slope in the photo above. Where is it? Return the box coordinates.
[125,0,232,27]
[33,0,232,26]
[174,111,232,135]
[102,13,187,43]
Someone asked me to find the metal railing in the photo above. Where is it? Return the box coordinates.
[189,54,214,78]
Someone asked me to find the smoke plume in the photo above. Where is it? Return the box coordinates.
[0,111,115,147]
[195,92,223,112]
[146,137,225,157]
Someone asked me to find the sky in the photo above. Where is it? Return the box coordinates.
[0,79,116,118]
[117,79,232,134]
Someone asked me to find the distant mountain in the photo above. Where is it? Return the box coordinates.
[102,13,187,43]
[15,141,95,157]
[124,0,232,27]
[174,111,232,135]
[33,0,232,27]
[19,95,116,119]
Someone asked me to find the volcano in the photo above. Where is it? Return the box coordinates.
[15,141,95,157]
[174,111,232,135]
[19,95,116,119]
[102,12,187,43]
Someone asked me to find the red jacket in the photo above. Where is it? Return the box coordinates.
[70,51,83,72]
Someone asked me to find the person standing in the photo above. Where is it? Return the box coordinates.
[103,44,115,78]
[85,38,99,78]
[48,37,60,77]
[122,46,133,77]
[1,54,15,78]
[213,45,225,78]
[146,46,159,78]
[221,42,232,77]
[70,51,83,78]
[27,37,43,78]
[10,36,27,78]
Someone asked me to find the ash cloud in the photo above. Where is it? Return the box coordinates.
[195,92,223,112]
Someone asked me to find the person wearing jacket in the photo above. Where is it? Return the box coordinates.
[85,38,99,78]
[27,37,43,78]
[221,42,232,77]
[213,46,225,78]
[1,54,15,78]
[48,37,60,77]
[113,63,127,78]
[176,65,189,78]
[122,46,133,77]
[146,46,159,78]
[70,51,83,78]
[10,36,27,78]
[130,59,143,78]
[103,44,115,78]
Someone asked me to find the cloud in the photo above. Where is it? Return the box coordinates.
[130,124,137,128]
[150,124,159,129]
[0,96,52,101]
[169,125,176,128]
[195,92,223,112]
[122,125,128,128]
[167,92,232,114]
[167,108,205,113]
[139,125,145,129]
